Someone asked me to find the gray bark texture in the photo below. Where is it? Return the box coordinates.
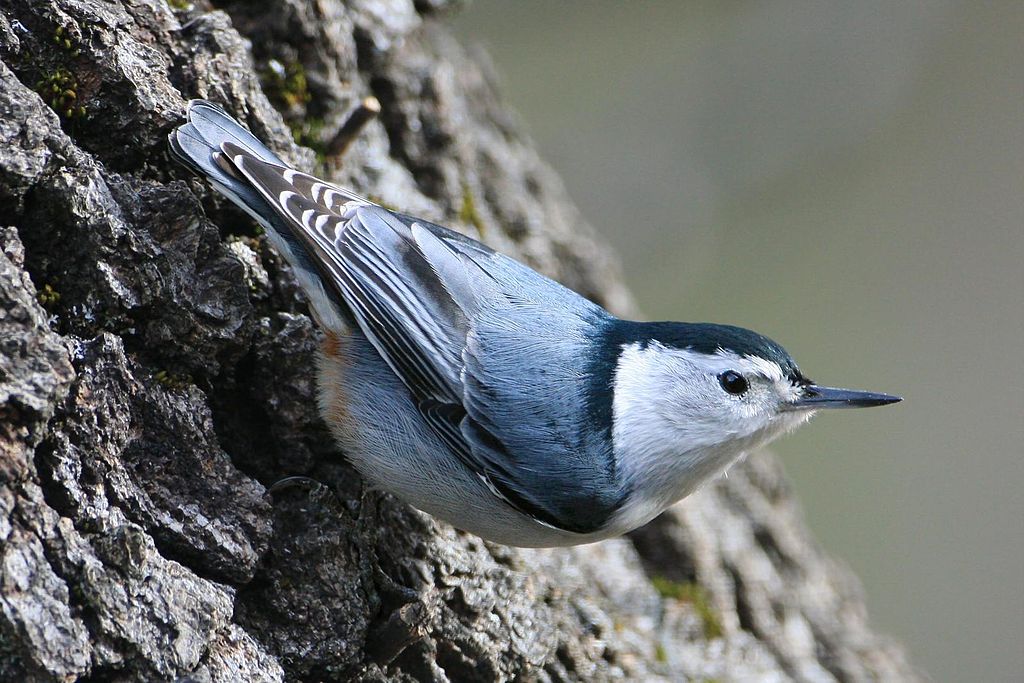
[0,1,920,681]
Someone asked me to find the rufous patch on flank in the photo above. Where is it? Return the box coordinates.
[319,331,358,441]
[321,329,346,360]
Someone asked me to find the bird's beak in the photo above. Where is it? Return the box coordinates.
[787,384,902,410]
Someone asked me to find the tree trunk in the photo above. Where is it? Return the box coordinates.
[0,1,919,680]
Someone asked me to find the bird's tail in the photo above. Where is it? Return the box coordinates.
[168,100,288,232]
[168,100,349,330]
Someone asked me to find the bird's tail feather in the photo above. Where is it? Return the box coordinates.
[168,100,350,330]
[182,100,285,167]
[168,100,287,231]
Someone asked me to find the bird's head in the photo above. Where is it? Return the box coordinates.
[607,321,900,524]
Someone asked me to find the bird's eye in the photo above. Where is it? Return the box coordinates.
[719,370,749,396]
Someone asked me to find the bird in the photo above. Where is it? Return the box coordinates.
[168,99,901,547]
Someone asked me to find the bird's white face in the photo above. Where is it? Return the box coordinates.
[608,341,815,531]
[614,341,813,452]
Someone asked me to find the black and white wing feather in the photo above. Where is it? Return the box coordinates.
[170,100,625,534]
[223,143,465,405]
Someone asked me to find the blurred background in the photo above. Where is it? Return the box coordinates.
[454,2,1022,680]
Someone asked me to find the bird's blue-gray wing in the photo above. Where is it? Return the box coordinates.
[410,223,626,532]
[223,146,624,533]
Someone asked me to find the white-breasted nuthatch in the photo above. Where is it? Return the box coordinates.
[169,100,900,547]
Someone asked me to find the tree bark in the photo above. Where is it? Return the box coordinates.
[0,1,919,680]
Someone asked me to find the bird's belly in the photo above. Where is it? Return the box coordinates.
[316,331,592,547]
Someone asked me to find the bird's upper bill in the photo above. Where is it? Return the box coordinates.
[784,384,902,410]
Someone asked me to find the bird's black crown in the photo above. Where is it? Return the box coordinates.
[611,320,803,380]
